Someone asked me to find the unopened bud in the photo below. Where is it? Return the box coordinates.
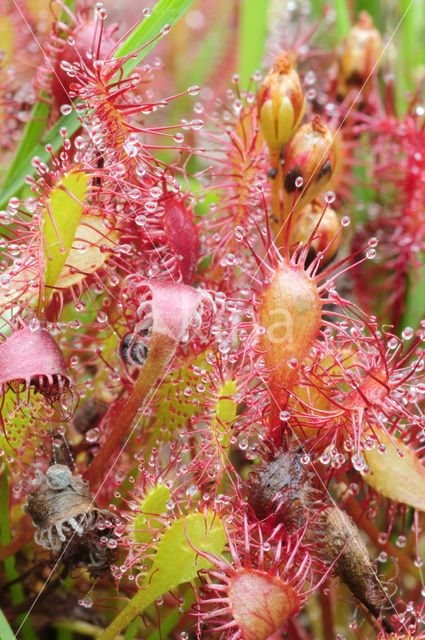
[337,11,382,100]
[258,261,322,407]
[257,52,305,157]
[290,199,341,266]
[281,116,337,220]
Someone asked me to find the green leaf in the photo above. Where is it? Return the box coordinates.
[132,484,171,545]
[123,619,140,640]
[113,0,196,78]
[395,0,425,115]
[0,0,197,211]
[96,511,226,640]
[0,388,40,454]
[0,470,37,640]
[0,609,15,640]
[148,511,225,590]
[1,0,80,199]
[42,171,87,293]
[334,0,351,38]
[211,379,238,453]
[237,0,270,87]
[2,101,50,191]
[401,260,425,333]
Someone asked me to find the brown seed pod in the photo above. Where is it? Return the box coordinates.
[321,506,382,617]
[25,464,111,555]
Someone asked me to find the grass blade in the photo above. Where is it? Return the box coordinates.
[1,0,79,192]
[237,0,270,87]
[334,0,351,38]
[0,609,15,640]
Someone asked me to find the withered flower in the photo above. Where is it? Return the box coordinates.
[25,464,116,575]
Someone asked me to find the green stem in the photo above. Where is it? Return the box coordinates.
[0,609,15,640]
[145,590,196,640]
[237,0,270,86]
[0,470,37,640]
[334,0,351,37]
[96,588,162,640]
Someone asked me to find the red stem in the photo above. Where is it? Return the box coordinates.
[84,333,177,485]
[0,524,33,561]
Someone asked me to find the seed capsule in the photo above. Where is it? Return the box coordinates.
[280,116,337,223]
[25,464,116,576]
[290,199,341,266]
[257,51,305,157]
[337,11,382,100]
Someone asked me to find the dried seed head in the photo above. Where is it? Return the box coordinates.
[25,464,111,558]
[321,506,382,616]
[337,11,382,100]
[281,116,337,221]
[246,450,317,531]
[257,51,305,156]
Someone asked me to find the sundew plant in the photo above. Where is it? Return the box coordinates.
[2,0,425,639]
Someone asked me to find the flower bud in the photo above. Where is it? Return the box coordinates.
[290,199,341,266]
[258,262,322,407]
[337,11,382,100]
[280,116,337,221]
[257,51,305,157]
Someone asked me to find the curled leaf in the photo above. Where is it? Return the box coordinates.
[126,279,214,348]
[0,326,75,420]
[0,325,69,390]
[362,427,425,511]
[57,214,118,289]
[162,196,199,284]
[42,171,88,294]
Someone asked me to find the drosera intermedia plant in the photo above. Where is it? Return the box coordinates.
[3,1,425,640]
